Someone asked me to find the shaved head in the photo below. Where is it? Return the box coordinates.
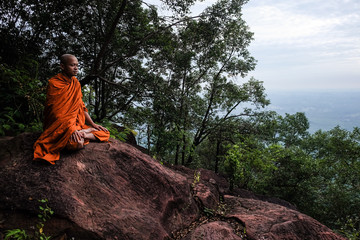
[60,54,77,65]
[60,54,79,78]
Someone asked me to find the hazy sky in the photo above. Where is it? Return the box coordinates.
[149,0,360,91]
[241,0,360,91]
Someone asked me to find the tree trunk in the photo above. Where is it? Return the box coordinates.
[175,143,179,165]
[181,133,186,166]
[215,139,221,173]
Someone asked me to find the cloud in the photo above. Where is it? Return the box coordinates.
[241,0,360,90]
[146,0,360,90]
[243,3,359,48]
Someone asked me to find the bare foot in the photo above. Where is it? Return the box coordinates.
[81,128,96,133]
[84,132,97,141]
[77,128,97,141]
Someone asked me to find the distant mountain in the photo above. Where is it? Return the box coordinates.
[266,90,360,132]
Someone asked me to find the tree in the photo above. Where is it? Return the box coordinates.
[301,127,360,229]
[278,112,309,147]
[0,0,188,127]
[135,0,269,165]
[223,137,277,191]
[0,60,45,135]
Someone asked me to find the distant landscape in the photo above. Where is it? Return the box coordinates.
[266,90,360,133]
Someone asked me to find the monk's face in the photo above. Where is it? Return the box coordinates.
[61,56,79,78]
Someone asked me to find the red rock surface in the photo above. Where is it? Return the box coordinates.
[0,133,346,240]
[224,195,345,240]
[185,221,243,240]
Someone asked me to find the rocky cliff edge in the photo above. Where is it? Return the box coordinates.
[0,133,346,240]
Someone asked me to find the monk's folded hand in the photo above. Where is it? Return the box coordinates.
[70,130,85,143]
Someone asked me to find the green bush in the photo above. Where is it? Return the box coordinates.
[338,216,360,240]
[223,137,277,191]
[0,60,45,135]
[4,199,53,240]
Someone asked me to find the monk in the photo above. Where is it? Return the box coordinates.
[33,54,110,164]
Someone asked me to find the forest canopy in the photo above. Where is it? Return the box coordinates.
[0,0,358,238]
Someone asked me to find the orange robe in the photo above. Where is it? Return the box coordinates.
[33,73,109,164]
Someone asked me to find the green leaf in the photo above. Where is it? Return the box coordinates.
[2,124,11,130]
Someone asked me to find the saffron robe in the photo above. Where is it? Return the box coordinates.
[33,73,109,164]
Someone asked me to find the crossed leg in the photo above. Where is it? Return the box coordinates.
[67,128,97,150]
[80,128,97,141]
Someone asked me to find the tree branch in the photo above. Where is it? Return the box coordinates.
[81,0,127,86]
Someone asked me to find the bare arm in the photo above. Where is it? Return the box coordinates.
[84,112,109,132]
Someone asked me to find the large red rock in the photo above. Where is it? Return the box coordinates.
[0,133,346,240]
[224,195,345,240]
[0,133,199,239]
[185,221,243,240]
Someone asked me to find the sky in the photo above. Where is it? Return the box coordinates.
[240,0,360,91]
[146,0,360,130]
[237,0,360,131]
[153,0,360,91]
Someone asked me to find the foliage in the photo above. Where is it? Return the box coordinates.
[138,0,268,164]
[35,199,54,240]
[301,127,360,230]
[5,199,53,240]
[4,229,29,240]
[223,137,277,191]
[254,145,321,212]
[0,61,45,135]
[338,216,360,240]
[223,144,242,191]
[82,85,134,142]
[105,123,135,143]
[191,170,201,188]
[277,112,309,147]
[218,112,359,236]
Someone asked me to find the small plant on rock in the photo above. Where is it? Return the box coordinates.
[4,199,54,240]
[191,171,201,189]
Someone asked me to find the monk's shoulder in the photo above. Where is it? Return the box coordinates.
[47,74,68,89]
